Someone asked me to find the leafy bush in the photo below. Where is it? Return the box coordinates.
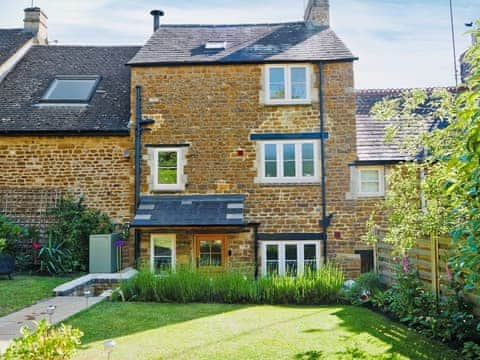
[2,320,83,360]
[118,264,344,305]
[462,341,480,360]
[38,241,75,275]
[0,215,25,255]
[341,272,385,305]
[367,266,480,353]
[47,196,114,272]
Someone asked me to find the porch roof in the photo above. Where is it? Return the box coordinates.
[132,195,245,227]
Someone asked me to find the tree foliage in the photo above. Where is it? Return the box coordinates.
[364,21,480,291]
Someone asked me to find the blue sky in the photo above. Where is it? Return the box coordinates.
[0,0,478,88]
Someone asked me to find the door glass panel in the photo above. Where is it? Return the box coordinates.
[304,244,317,273]
[266,244,279,276]
[198,239,224,267]
[285,244,298,276]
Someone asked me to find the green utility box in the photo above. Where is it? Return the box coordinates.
[89,233,120,273]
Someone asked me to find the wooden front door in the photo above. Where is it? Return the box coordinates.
[195,234,227,271]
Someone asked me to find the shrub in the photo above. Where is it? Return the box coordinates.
[0,215,26,255]
[118,263,344,305]
[2,320,83,360]
[47,196,114,272]
[341,272,385,305]
[368,266,480,353]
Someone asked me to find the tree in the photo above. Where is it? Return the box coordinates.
[364,21,480,291]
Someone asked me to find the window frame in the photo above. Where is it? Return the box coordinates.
[258,140,321,184]
[260,241,321,277]
[265,64,312,105]
[150,234,176,273]
[41,75,101,104]
[152,147,185,191]
[195,234,228,270]
[357,166,385,197]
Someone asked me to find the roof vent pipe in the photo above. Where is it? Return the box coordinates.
[150,10,165,32]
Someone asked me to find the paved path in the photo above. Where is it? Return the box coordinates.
[0,296,103,353]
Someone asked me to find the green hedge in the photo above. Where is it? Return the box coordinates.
[117,264,344,305]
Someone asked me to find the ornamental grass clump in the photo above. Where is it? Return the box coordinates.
[118,263,344,305]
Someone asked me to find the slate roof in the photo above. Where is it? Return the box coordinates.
[132,195,246,227]
[128,22,356,65]
[0,29,33,66]
[355,88,453,162]
[0,45,140,134]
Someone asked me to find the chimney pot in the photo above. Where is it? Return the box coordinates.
[24,7,48,44]
[304,0,330,27]
[150,9,165,32]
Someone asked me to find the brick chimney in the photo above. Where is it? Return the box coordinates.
[23,7,48,45]
[304,0,330,27]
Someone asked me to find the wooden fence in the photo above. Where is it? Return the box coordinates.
[376,235,480,314]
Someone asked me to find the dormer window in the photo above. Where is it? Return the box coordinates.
[205,41,227,50]
[41,75,101,103]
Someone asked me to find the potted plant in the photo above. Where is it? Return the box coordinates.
[0,238,15,279]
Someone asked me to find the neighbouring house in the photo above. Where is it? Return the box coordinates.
[0,1,464,278]
[0,8,138,260]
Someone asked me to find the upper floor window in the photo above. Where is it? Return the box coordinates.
[265,65,311,105]
[258,140,320,184]
[358,167,385,197]
[153,147,186,191]
[41,75,100,103]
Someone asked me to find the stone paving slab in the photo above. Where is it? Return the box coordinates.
[0,296,104,353]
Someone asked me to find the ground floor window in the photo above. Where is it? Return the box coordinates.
[196,234,227,269]
[261,241,321,276]
[150,234,176,274]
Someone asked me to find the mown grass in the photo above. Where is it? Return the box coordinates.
[0,275,69,316]
[66,303,458,360]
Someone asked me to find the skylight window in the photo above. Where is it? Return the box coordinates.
[205,41,227,50]
[41,75,101,103]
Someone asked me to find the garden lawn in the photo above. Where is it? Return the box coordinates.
[66,303,457,360]
[0,275,69,317]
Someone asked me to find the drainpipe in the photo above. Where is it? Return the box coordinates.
[252,223,260,278]
[318,62,331,263]
[133,86,155,262]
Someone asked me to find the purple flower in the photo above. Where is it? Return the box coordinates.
[114,240,126,248]
[446,263,453,281]
[402,256,410,273]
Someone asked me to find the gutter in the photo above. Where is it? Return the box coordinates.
[126,58,358,67]
[0,130,130,137]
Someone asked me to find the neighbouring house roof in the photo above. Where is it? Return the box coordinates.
[0,45,140,135]
[128,22,356,65]
[355,88,453,163]
[132,195,246,227]
[0,29,33,66]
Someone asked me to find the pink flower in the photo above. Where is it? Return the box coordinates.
[402,256,410,273]
[32,242,42,250]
